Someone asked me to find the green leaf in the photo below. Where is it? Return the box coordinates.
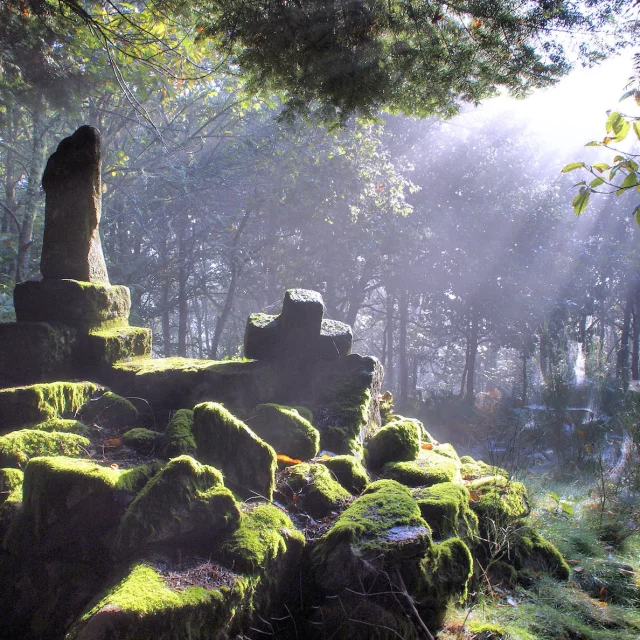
[561,162,585,173]
[560,501,575,516]
[549,491,559,502]
[606,112,625,134]
[616,172,638,195]
[589,177,604,188]
[614,120,631,142]
[634,205,640,227]
[572,189,590,215]
[585,141,602,147]
[592,163,610,173]
[634,121,640,141]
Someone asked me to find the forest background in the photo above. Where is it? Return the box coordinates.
[1,0,640,420]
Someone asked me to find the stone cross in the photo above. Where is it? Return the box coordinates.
[244,289,353,398]
[40,125,110,283]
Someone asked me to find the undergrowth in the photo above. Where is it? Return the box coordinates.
[438,479,640,640]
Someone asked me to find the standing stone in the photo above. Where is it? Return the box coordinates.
[40,126,109,283]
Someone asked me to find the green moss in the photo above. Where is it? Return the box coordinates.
[511,526,570,581]
[87,325,152,366]
[122,428,161,452]
[0,468,23,499]
[412,482,479,543]
[0,469,23,539]
[66,562,242,640]
[431,442,460,461]
[468,621,510,639]
[470,480,529,529]
[284,463,351,517]
[365,419,421,470]
[293,405,313,423]
[79,391,138,429]
[0,429,90,467]
[382,449,460,487]
[113,356,237,374]
[29,417,90,436]
[0,381,102,433]
[319,479,430,557]
[114,455,240,557]
[193,402,277,501]
[221,504,304,573]
[116,462,165,494]
[160,409,196,458]
[461,456,508,480]
[318,454,369,494]
[246,403,320,460]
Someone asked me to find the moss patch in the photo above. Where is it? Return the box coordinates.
[365,418,421,470]
[283,463,351,518]
[29,417,90,436]
[114,455,240,557]
[122,428,161,452]
[460,455,508,481]
[0,429,90,467]
[160,409,196,458]
[0,381,102,434]
[510,526,570,581]
[382,448,460,487]
[470,479,529,529]
[193,402,277,501]
[317,454,369,494]
[412,482,479,543]
[246,403,320,460]
[221,504,304,573]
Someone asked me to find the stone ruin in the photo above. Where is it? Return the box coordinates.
[0,128,570,640]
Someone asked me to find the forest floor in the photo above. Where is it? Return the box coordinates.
[438,468,640,640]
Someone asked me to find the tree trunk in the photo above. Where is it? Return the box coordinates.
[15,100,47,283]
[398,289,409,403]
[177,227,190,357]
[211,210,252,359]
[522,347,528,406]
[617,289,633,391]
[633,284,640,381]
[385,291,395,392]
[465,308,479,402]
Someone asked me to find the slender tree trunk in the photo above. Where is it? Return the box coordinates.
[617,290,633,391]
[15,100,47,282]
[385,291,395,392]
[344,261,373,328]
[211,210,252,358]
[522,347,528,406]
[398,289,409,403]
[465,308,479,402]
[633,285,640,381]
[177,228,190,357]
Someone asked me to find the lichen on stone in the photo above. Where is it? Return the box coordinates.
[0,429,90,468]
[246,403,320,461]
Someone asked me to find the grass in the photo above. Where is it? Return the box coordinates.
[438,478,640,640]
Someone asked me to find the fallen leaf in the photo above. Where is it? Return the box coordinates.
[104,438,122,448]
[574,566,584,573]
[110,463,119,470]
[507,596,518,606]
[277,454,302,465]
[421,443,433,450]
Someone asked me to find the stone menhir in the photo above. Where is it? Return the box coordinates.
[244,289,353,399]
[40,125,109,283]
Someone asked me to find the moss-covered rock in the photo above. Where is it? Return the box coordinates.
[78,390,138,429]
[0,429,90,467]
[293,405,313,423]
[221,503,304,574]
[113,455,240,557]
[193,402,277,500]
[405,537,474,630]
[160,409,196,458]
[317,454,369,494]
[0,321,78,387]
[109,357,275,415]
[122,428,161,452]
[412,482,479,543]
[4,457,125,558]
[460,455,508,480]
[246,403,320,460]
[0,467,23,500]
[469,478,529,529]
[312,479,432,593]
[510,526,570,581]
[282,463,351,518]
[29,417,90,436]
[382,448,461,487]
[65,561,253,640]
[0,469,23,539]
[14,278,131,331]
[365,419,421,470]
[87,325,152,367]
[0,381,102,434]
[311,354,383,455]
